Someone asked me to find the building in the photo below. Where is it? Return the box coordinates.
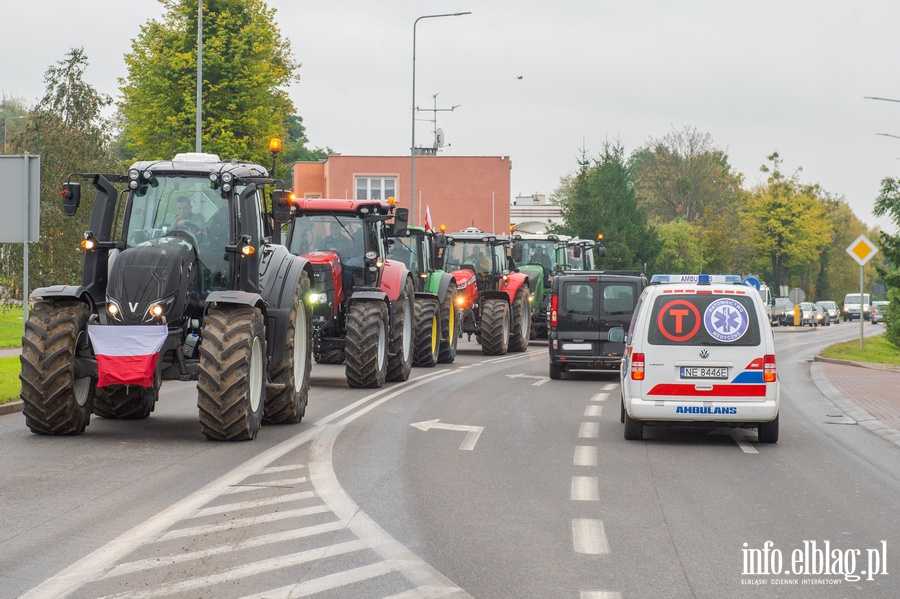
[510,193,563,234]
[292,155,511,234]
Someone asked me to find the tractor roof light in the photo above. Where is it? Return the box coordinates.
[221,172,233,183]
[269,138,282,155]
[208,172,218,182]
[128,169,140,181]
[387,196,396,205]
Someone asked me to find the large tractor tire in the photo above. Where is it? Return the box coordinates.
[480,298,510,355]
[412,298,440,367]
[264,271,313,425]
[198,306,266,441]
[20,301,95,435]
[345,300,389,388]
[315,349,345,364]
[438,282,459,364]
[93,380,158,419]
[386,277,415,382]
[508,286,531,352]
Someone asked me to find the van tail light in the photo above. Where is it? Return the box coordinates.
[550,295,558,327]
[631,353,645,380]
[763,354,777,382]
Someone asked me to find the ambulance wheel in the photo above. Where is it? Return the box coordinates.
[757,414,779,444]
[624,411,643,440]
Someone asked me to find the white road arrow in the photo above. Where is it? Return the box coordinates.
[505,373,551,386]
[410,419,484,451]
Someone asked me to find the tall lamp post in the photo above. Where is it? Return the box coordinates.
[411,11,470,227]
[4,116,27,154]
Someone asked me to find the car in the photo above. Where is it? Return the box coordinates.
[772,297,794,326]
[842,293,871,322]
[817,300,840,325]
[620,274,780,442]
[548,270,647,379]
[797,302,817,326]
[871,300,890,325]
[813,302,830,327]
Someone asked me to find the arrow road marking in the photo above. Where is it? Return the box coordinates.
[411,419,485,451]
[505,373,551,386]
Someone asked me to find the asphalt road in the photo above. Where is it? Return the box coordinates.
[0,324,897,599]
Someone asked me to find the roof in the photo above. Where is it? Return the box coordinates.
[129,154,269,180]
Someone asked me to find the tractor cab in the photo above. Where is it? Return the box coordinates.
[440,231,511,294]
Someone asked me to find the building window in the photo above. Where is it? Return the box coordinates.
[355,176,396,201]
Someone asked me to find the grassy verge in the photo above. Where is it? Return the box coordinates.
[0,308,24,348]
[819,333,900,366]
[0,356,21,404]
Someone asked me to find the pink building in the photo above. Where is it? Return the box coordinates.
[291,155,511,234]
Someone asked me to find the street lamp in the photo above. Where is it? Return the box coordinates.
[4,115,26,154]
[411,11,471,227]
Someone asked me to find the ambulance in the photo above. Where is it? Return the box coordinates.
[620,274,780,442]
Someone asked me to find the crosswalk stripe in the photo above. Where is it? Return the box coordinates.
[190,491,314,518]
[159,504,329,541]
[223,476,308,494]
[240,559,420,599]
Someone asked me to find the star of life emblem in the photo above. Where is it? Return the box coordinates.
[703,298,749,342]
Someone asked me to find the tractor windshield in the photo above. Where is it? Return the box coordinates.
[517,240,557,276]
[444,240,496,275]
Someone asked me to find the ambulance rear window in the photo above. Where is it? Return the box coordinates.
[647,293,761,346]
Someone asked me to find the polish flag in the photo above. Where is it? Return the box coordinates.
[425,205,433,231]
[88,325,168,388]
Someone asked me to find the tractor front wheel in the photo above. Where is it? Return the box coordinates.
[265,271,312,424]
[413,298,440,367]
[480,298,510,355]
[438,282,459,363]
[386,278,415,382]
[345,300,389,388]
[509,286,531,352]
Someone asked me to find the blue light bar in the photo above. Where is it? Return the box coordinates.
[650,274,743,285]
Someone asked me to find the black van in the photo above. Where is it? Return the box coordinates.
[548,271,646,379]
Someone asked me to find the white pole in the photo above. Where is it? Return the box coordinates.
[195,1,203,152]
[491,191,495,233]
[23,153,30,326]
[859,264,864,351]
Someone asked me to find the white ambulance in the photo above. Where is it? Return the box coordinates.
[620,274,780,442]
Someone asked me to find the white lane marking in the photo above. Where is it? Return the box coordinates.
[383,585,466,599]
[105,520,348,578]
[571,476,600,501]
[482,350,541,364]
[224,476,308,494]
[95,540,373,599]
[505,373,549,381]
[581,592,623,599]
[590,392,609,402]
[572,519,610,555]
[573,446,598,467]
[584,405,603,418]
[729,430,759,454]
[160,505,329,541]
[21,368,460,599]
[600,383,618,391]
[191,490,314,518]
[410,419,484,451]
[260,464,306,474]
[532,377,551,386]
[240,559,421,599]
[578,422,600,438]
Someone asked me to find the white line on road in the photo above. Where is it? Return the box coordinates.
[600,383,618,391]
[584,405,603,418]
[581,592,623,599]
[159,505,330,541]
[729,430,759,454]
[578,422,600,438]
[590,392,609,402]
[223,476,309,494]
[190,490,315,518]
[573,446,598,467]
[572,519,610,555]
[260,464,306,474]
[571,476,600,501]
[410,419,484,451]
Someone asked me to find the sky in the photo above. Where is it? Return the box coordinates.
[4,0,900,236]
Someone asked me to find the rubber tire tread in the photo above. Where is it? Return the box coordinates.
[20,301,94,435]
[549,362,563,380]
[623,411,644,440]
[509,286,530,352]
[93,383,157,419]
[315,349,345,364]
[386,278,415,382]
[480,298,510,355]
[437,282,458,363]
[757,414,779,443]
[264,271,312,424]
[412,299,440,367]
[198,306,266,441]
[345,300,388,388]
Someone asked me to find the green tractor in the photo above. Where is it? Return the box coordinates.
[510,233,567,339]
[387,225,460,366]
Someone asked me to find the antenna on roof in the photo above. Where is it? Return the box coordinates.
[415,92,459,154]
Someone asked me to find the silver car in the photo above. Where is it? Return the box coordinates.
[871,300,889,324]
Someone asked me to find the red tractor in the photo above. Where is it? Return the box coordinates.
[437,229,532,355]
[285,198,415,388]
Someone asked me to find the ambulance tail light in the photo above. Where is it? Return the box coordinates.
[631,353,645,380]
[763,354,777,382]
[550,295,558,327]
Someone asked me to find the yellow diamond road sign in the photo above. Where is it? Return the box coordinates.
[846,234,878,266]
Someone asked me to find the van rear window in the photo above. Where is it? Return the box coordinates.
[562,282,638,315]
[648,293,760,346]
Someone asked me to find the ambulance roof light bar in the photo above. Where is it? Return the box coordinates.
[650,274,743,285]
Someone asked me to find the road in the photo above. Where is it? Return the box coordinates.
[0,324,897,599]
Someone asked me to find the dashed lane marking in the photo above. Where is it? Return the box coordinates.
[590,392,609,402]
[578,422,600,438]
[573,445,597,467]
[571,476,600,501]
[584,405,602,418]
[572,519,610,555]
[729,429,759,454]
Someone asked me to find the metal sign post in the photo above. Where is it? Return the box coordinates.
[845,234,878,350]
[0,153,41,328]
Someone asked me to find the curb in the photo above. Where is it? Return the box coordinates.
[813,354,900,373]
[0,401,22,416]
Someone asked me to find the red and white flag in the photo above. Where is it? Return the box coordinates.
[88,325,168,388]
[425,205,433,231]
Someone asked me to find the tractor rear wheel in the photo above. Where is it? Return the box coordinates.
[480,298,510,355]
[315,349,345,364]
[413,298,440,367]
[198,306,266,441]
[21,301,94,435]
[265,271,312,425]
[438,283,459,363]
[386,277,415,382]
[93,379,158,419]
[509,286,531,352]
[345,300,389,388]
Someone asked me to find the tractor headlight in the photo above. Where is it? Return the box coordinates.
[144,296,175,322]
[106,300,123,321]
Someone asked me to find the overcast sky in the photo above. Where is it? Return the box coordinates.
[4,0,900,235]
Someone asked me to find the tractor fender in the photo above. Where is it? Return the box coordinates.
[205,290,267,316]
[30,285,97,312]
[480,290,511,304]
[436,272,455,302]
[257,245,312,368]
[499,271,530,303]
[380,260,410,302]
[348,290,388,304]
[414,291,439,304]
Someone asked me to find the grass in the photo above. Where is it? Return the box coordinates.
[819,333,900,366]
[0,357,20,404]
[0,308,24,348]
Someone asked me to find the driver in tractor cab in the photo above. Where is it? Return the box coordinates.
[171,195,205,235]
[529,245,553,277]
[469,246,492,274]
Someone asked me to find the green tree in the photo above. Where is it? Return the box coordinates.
[654,218,702,273]
[873,177,900,348]
[118,0,300,173]
[0,49,119,300]
[552,141,658,270]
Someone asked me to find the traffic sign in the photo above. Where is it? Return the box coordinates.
[846,234,878,266]
[743,276,761,290]
[788,288,805,305]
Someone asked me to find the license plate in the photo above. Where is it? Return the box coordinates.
[562,343,592,351]
[680,367,728,379]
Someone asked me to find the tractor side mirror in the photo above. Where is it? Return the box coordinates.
[393,207,409,237]
[596,246,607,258]
[511,244,523,263]
[572,246,582,258]
[62,182,81,216]
[271,190,293,224]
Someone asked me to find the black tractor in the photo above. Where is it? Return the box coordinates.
[20,150,313,441]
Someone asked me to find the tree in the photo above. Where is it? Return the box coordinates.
[654,219,702,273]
[0,49,119,300]
[873,177,900,348]
[118,0,300,171]
[552,141,659,270]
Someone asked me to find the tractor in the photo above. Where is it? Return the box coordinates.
[387,224,460,366]
[510,232,567,339]
[285,198,415,388]
[437,229,531,355]
[21,150,313,441]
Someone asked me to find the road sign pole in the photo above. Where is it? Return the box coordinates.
[845,233,878,352]
[23,153,30,327]
[859,264,864,351]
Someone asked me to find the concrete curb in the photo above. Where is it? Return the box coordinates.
[0,401,22,416]
[813,354,900,373]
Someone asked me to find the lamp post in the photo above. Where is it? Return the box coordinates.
[4,116,26,154]
[411,11,471,227]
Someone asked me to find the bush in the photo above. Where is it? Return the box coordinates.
[883,288,900,349]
